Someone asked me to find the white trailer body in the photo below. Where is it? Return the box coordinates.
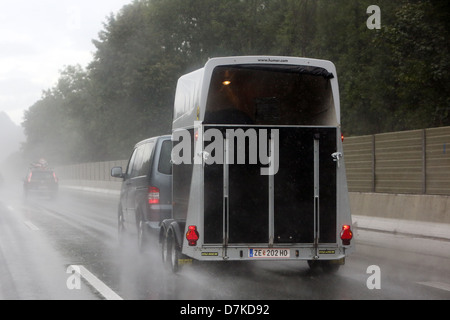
[165,56,354,270]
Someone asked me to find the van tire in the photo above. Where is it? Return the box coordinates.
[137,217,148,253]
[118,206,126,246]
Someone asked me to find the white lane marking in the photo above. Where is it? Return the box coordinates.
[417,281,450,292]
[24,221,40,231]
[71,265,123,300]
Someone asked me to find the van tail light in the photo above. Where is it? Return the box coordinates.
[148,186,160,204]
[340,225,353,245]
[186,225,199,246]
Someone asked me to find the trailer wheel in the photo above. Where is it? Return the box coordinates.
[321,261,341,273]
[167,231,181,273]
[307,260,320,271]
[160,229,168,265]
[307,260,341,273]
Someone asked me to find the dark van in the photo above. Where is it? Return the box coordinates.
[23,167,59,198]
[111,135,172,252]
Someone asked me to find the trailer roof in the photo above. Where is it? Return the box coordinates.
[173,56,340,129]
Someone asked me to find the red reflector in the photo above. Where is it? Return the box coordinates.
[340,225,353,245]
[186,225,199,246]
[148,186,160,204]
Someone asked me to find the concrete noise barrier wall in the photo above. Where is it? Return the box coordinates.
[344,126,450,195]
[350,192,450,224]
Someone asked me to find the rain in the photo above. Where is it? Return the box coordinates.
[0,0,449,309]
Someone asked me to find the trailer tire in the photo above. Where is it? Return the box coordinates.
[321,261,341,273]
[167,230,181,273]
[160,228,169,266]
[307,260,341,273]
[307,260,320,271]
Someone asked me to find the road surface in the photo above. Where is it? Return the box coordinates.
[0,181,449,302]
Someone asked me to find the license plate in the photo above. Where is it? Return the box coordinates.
[249,248,290,258]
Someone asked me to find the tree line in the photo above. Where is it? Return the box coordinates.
[21,0,450,164]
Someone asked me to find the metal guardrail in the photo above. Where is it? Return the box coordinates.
[56,126,450,196]
[344,126,450,195]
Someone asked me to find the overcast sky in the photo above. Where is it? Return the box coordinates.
[0,0,133,126]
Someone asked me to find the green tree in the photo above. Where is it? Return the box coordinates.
[21,0,450,165]
[380,0,450,130]
[22,65,98,164]
[23,91,70,164]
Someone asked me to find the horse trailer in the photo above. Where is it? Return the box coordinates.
[160,56,354,273]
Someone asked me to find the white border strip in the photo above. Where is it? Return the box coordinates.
[74,266,123,300]
[417,281,450,292]
[24,221,40,231]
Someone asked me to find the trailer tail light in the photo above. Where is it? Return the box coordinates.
[148,187,160,204]
[340,225,353,245]
[186,225,199,246]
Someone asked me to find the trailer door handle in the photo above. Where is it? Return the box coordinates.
[197,151,210,166]
[331,152,342,167]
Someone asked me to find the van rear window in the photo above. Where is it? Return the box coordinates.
[158,140,172,175]
[127,142,154,178]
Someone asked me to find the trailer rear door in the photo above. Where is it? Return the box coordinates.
[202,62,339,248]
[274,127,336,244]
[203,126,337,247]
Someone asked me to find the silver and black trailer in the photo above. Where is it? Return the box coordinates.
[160,56,354,273]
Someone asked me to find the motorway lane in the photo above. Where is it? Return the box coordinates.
[0,186,98,299]
[1,182,450,300]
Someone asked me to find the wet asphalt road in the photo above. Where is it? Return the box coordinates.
[0,182,450,301]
